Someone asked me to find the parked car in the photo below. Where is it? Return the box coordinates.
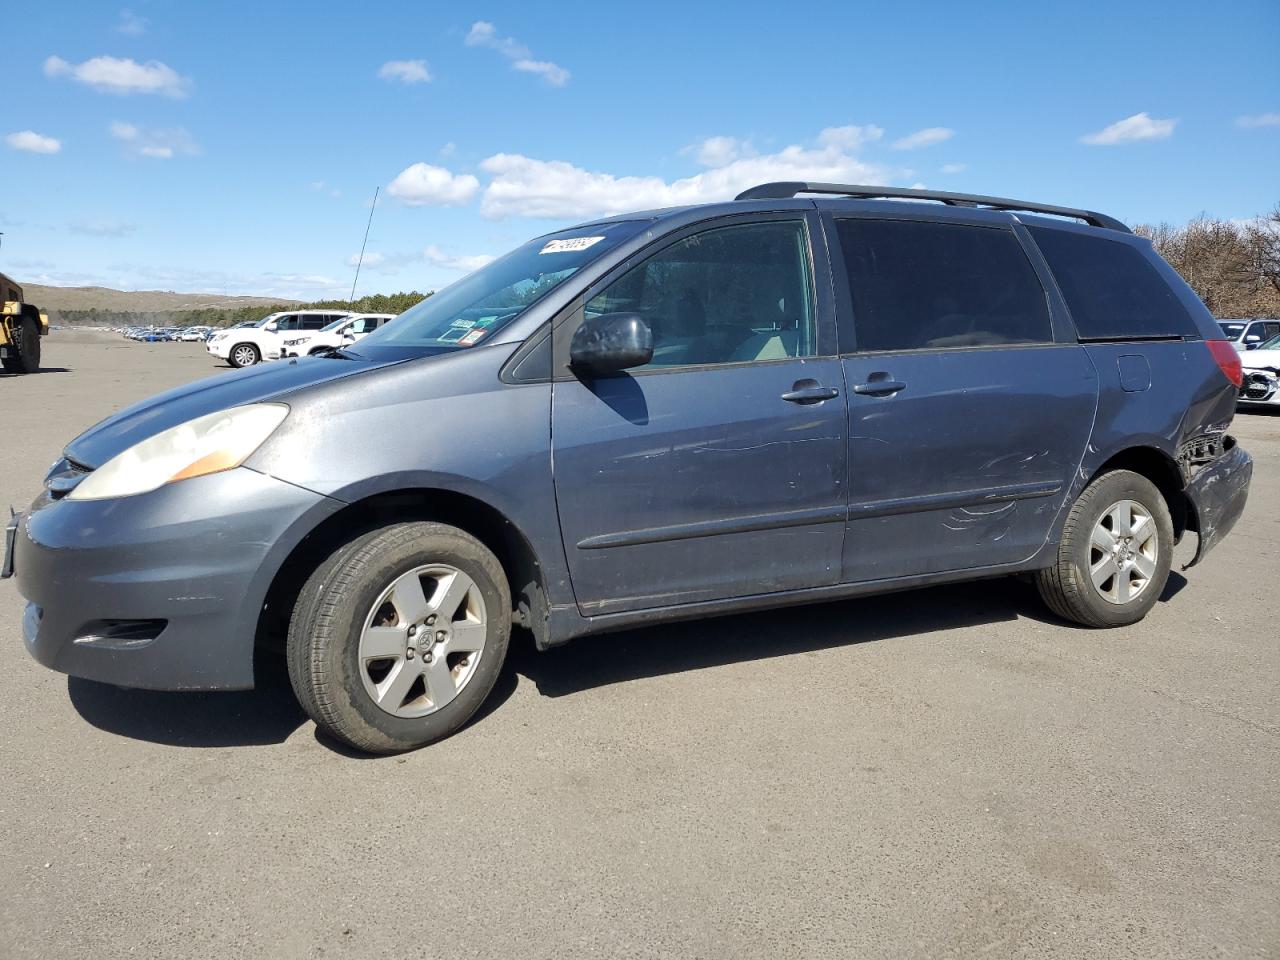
[281,313,396,357]
[1218,318,1280,352]
[179,327,212,342]
[206,311,352,367]
[5,183,1252,754]
[1238,332,1280,407]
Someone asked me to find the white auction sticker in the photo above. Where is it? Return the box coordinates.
[540,236,604,254]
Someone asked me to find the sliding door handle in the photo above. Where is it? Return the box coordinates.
[852,379,907,396]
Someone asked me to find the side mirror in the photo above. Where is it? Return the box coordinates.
[343,332,357,342]
[569,313,653,375]
[266,321,278,332]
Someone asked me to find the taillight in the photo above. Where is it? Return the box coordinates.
[1206,339,1243,387]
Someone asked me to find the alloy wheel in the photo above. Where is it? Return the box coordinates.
[357,564,488,718]
[1089,499,1159,604]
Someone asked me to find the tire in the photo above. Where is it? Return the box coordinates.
[287,522,511,753]
[1036,469,1174,628]
[228,342,260,368]
[2,315,40,374]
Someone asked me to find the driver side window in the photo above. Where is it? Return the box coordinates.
[584,220,816,368]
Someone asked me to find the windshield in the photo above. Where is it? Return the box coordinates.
[320,315,352,333]
[1259,333,1280,351]
[1219,322,1247,339]
[353,220,647,357]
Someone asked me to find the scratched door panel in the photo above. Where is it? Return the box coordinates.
[551,359,848,615]
[841,345,1098,582]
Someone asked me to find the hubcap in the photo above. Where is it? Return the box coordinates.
[233,346,256,366]
[1089,499,1159,605]
[357,564,488,718]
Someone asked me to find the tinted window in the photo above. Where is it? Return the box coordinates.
[1029,227,1196,340]
[275,315,298,331]
[300,315,329,330]
[1219,322,1247,339]
[835,219,1051,352]
[1246,321,1280,342]
[584,220,816,368]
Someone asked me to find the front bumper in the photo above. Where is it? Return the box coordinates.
[10,467,340,690]
[1238,369,1280,407]
[1184,437,1252,567]
[206,339,229,359]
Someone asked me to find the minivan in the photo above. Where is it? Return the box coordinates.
[5,183,1252,754]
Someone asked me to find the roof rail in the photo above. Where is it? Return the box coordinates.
[733,182,1130,233]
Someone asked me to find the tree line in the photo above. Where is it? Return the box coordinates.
[1134,207,1279,318]
[52,290,432,328]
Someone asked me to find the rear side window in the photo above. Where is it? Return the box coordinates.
[1028,227,1196,340]
[835,219,1052,352]
[300,315,329,330]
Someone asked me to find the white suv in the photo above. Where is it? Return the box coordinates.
[207,311,352,367]
[280,313,396,358]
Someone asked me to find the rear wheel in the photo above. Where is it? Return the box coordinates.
[229,342,260,368]
[287,522,511,753]
[1,315,40,373]
[1036,469,1173,627]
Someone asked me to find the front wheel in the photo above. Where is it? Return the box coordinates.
[287,522,511,753]
[2,315,41,373]
[1036,469,1174,627]
[228,342,260,368]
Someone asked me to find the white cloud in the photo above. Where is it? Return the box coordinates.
[44,55,189,97]
[465,20,569,86]
[425,245,496,273]
[346,251,387,268]
[387,162,480,206]
[817,125,884,151]
[687,135,753,167]
[6,130,61,154]
[68,219,137,237]
[378,59,432,84]
[439,142,457,157]
[110,121,199,159]
[1080,112,1177,145]
[116,9,148,35]
[891,127,955,150]
[465,21,529,58]
[1236,113,1280,129]
[479,130,899,220]
[940,163,967,174]
[513,59,569,86]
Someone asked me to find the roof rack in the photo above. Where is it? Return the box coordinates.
[733,182,1130,233]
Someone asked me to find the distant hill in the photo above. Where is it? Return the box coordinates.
[24,283,301,313]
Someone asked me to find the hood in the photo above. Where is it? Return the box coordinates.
[64,354,402,469]
[1242,347,1280,370]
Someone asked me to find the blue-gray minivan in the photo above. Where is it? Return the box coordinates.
[5,183,1252,753]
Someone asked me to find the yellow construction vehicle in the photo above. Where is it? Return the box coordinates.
[1,271,48,374]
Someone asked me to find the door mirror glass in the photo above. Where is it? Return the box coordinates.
[570,313,653,375]
[265,321,278,332]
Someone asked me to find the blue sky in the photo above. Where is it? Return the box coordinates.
[2,0,1277,301]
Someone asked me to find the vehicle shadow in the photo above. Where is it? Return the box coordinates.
[67,657,306,748]
[65,573,1188,753]
[0,367,71,378]
[509,577,1055,699]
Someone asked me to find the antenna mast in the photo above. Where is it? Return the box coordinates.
[349,186,380,306]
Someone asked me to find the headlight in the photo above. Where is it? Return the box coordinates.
[67,404,289,501]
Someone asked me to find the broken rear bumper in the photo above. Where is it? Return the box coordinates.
[1184,437,1251,568]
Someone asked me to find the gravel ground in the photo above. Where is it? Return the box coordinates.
[2,332,1277,959]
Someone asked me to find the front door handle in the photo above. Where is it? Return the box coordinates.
[781,380,840,405]
[852,378,907,396]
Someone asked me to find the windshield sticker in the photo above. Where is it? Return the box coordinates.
[448,318,477,329]
[540,236,604,255]
[459,328,488,346]
[437,327,469,343]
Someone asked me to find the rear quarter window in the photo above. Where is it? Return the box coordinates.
[1029,227,1197,340]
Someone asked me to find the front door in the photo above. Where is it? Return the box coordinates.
[828,215,1098,582]
[551,215,848,616]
